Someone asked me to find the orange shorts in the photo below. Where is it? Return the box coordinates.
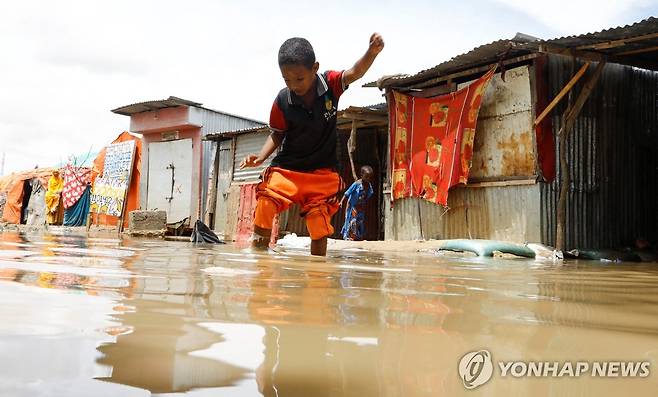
[254,167,342,240]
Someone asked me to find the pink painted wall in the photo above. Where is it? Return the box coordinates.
[130,106,200,133]
[131,106,204,224]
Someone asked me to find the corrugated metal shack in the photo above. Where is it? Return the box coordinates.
[372,17,658,249]
[112,97,264,226]
[203,126,271,241]
[205,105,388,241]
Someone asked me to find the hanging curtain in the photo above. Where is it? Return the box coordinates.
[389,67,496,206]
[63,185,91,226]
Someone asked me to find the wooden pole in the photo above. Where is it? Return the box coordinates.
[555,61,606,251]
[534,62,590,127]
[347,120,358,181]
[117,142,137,235]
[576,32,658,50]
[204,142,220,227]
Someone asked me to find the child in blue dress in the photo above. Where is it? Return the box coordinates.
[340,165,374,241]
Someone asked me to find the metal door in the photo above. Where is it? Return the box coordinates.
[147,139,193,224]
[213,139,233,232]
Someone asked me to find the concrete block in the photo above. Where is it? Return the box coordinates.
[129,210,167,233]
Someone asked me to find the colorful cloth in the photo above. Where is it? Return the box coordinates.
[389,67,495,206]
[45,174,64,224]
[255,167,342,240]
[63,165,91,209]
[63,185,91,226]
[341,180,373,241]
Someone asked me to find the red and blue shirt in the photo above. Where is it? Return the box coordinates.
[269,70,347,171]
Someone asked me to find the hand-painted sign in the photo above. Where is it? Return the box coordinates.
[90,141,135,216]
[103,141,135,180]
[90,178,128,217]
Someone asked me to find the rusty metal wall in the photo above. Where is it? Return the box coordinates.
[463,65,538,180]
[384,64,542,243]
[223,185,241,241]
[283,204,307,237]
[541,56,658,249]
[232,131,272,183]
[190,107,264,217]
[385,183,541,242]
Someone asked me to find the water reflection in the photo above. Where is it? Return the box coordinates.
[97,299,251,393]
[0,230,657,396]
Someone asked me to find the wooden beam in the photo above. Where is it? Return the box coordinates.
[564,61,606,127]
[204,143,220,226]
[413,54,538,89]
[618,45,658,56]
[555,61,606,251]
[539,42,658,71]
[336,120,383,130]
[534,62,590,127]
[339,113,388,122]
[384,53,539,90]
[347,120,358,181]
[408,82,457,98]
[576,32,658,50]
[538,44,607,63]
[465,178,537,188]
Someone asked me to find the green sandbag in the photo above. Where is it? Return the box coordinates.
[438,239,536,258]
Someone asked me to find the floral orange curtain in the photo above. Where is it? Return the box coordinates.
[389,67,496,206]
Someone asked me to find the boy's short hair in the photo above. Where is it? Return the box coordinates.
[278,38,316,69]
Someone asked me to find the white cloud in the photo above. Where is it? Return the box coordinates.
[0,0,655,174]
[492,0,656,34]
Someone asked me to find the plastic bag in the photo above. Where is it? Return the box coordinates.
[190,220,224,244]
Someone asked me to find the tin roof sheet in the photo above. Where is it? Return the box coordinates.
[371,17,658,89]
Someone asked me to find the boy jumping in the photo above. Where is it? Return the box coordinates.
[240,33,384,256]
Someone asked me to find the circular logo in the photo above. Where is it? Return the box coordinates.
[459,350,493,389]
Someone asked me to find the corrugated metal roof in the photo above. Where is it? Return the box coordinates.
[370,33,539,89]
[336,104,389,130]
[112,96,266,125]
[111,96,202,115]
[545,16,658,50]
[204,125,270,141]
[204,103,389,140]
[542,17,658,71]
[373,17,658,89]
[338,104,387,119]
[346,103,387,110]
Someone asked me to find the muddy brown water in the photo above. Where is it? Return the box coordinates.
[0,230,657,396]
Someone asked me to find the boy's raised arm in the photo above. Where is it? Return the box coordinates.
[343,33,385,87]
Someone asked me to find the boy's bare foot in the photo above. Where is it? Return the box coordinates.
[249,225,272,251]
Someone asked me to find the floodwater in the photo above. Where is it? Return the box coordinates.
[0,230,657,397]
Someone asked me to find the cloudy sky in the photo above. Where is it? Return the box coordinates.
[1,0,656,174]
